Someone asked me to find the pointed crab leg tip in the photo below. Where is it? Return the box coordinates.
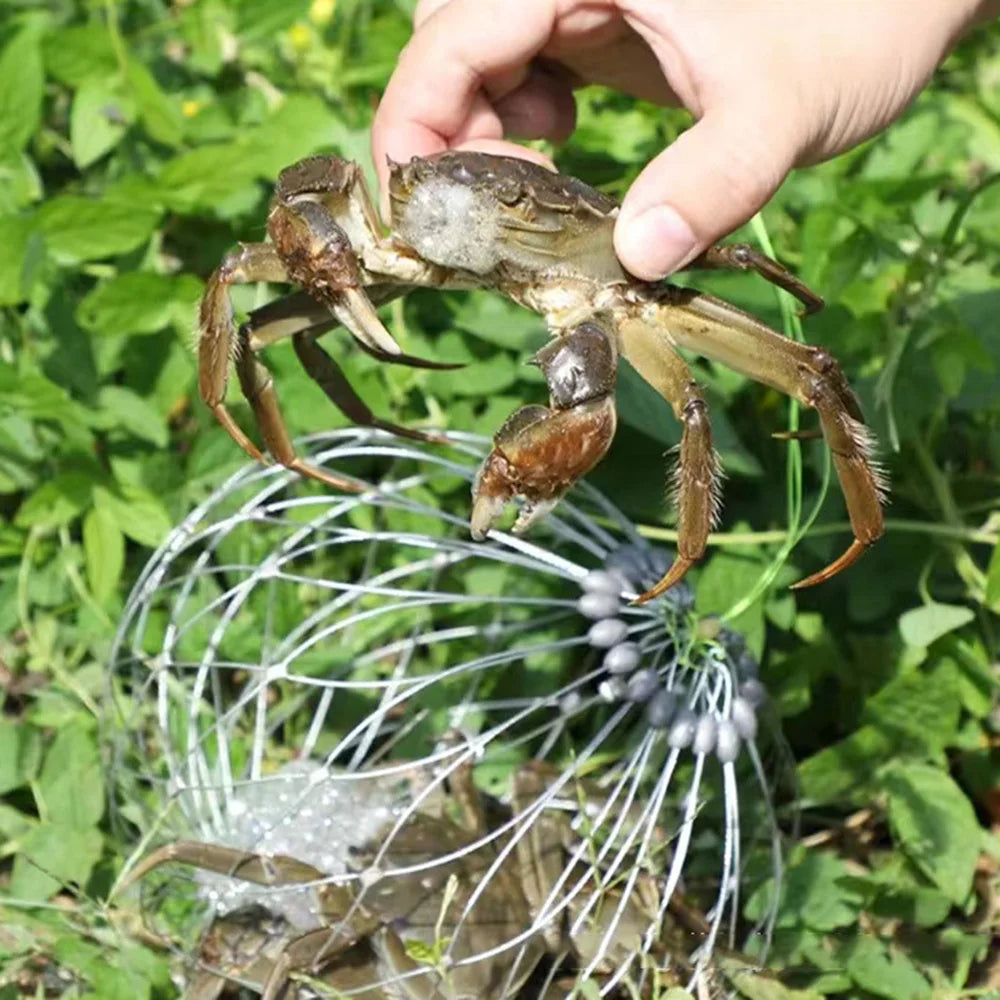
[789,538,868,590]
[363,327,403,356]
[631,558,695,606]
[470,490,510,541]
[469,510,494,542]
[338,288,403,356]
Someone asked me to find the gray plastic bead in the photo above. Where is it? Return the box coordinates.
[581,570,623,596]
[737,651,760,679]
[627,668,660,703]
[604,642,640,675]
[730,696,758,740]
[598,677,628,703]
[559,691,584,716]
[588,618,629,649]
[693,715,718,756]
[577,590,621,620]
[738,679,767,707]
[646,689,677,729]
[667,709,697,749]
[715,719,741,763]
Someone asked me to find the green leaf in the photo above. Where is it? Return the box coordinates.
[898,602,974,648]
[37,722,104,829]
[720,961,824,1000]
[883,762,980,905]
[695,547,766,657]
[573,100,661,164]
[78,271,202,337]
[774,850,866,931]
[861,659,961,755]
[0,28,44,153]
[70,79,130,168]
[83,505,125,605]
[797,723,894,804]
[404,936,449,966]
[0,151,42,214]
[53,934,169,1000]
[95,386,169,447]
[845,936,930,1000]
[8,823,103,900]
[126,60,184,147]
[154,142,259,213]
[986,541,1000,611]
[451,292,545,351]
[0,215,35,305]
[15,473,93,530]
[617,361,763,476]
[241,94,343,177]
[427,353,522,397]
[42,25,117,87]
[798,661,961,804]
[0,364,94,433]
[94,483,171,549]
[37,196,160,263]
[0,719,40,795]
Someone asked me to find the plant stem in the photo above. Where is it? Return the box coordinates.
[631,517,998,548]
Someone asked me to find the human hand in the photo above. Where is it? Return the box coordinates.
[373,0,998,280]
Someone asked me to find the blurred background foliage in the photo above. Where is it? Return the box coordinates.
[0,0,999,997]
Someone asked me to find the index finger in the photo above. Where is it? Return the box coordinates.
[372,0,559,176]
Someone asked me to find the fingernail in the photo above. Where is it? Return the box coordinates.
[617,205,697,280]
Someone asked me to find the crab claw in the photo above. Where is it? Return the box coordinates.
[470,399,617,539]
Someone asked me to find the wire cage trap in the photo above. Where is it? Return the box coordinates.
[108,429,791,999]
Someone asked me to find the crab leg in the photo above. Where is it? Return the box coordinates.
[688,243,825,315]
[244,288,464,369]
[619,318,722,603]
[259,926,384,1000]
[292,333,449,444]
[236,340,377,491]
[267,198,403,358]
[655,287,886,589]
[122,839,331,889]
[199,244,287,467]
[124,840,381,1000]
[199,243,368,491]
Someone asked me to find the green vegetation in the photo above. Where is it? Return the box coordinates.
[1,0,998,997]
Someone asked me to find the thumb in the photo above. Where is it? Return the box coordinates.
[615,107,800,280]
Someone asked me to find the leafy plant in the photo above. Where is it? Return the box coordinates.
[1,0,998,997]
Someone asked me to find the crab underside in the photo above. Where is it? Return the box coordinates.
[197,150,886,602]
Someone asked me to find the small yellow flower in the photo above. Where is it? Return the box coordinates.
[182,99,203,118]
[288,22,312,50]
[309,0,336,26]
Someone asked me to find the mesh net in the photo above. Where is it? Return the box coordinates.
[107,429,791,998]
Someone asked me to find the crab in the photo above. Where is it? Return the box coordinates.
[121,761,697,1000]
[199,151,886,603]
